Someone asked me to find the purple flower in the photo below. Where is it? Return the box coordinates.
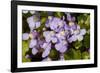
[55,40,68,53]
[66,13,75,22]
[68,28,86,42]
[43,31,58,43]
[35,21,40,28]
[27,15,40,31]
[32,47,38,55]
[27,16,36,31]
[29,39,37,48]
[22,33,29,40]
[30,30,38,39]
[68,35,77,43]
[42,43,51,58]
[45,16,53,28]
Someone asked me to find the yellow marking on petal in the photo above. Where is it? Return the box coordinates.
[29,33,33,39]
[74,30,79,34]
[58,21,63,27]
[48,16,52,20]
[60,31,65,36]
[69,22,74,26]
[50,31,55,36]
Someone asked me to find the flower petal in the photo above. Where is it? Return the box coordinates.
[32,47,38,55]
[80,29,86,35]
[29,39,37,48]
[35,21,41,28]
[42,49,50,58]
[27,16,35,31]
[22,33,29,40]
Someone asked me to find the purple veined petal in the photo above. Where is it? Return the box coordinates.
[45,21,50,28]
[42,43,51,50]
[31,31,38,39]
[72,16,76,22]
[80,29,86,36]
[43,31,52,42]
[70,28,74,35]
[35,21,41,28]
[43,31,50,37]
[45,36,51,42]
[38,39,45,47]
[27,16,35,31]
[42,43,48,49]
[22,33,29,40]
[50,21,58,30]
[53,17,61,22]
[68,35,77,43]
[66,13,72,21]
[55,43,62,51]
[74,30,80,35]
[32,47,38,55]
[59,45,67,53]
[29,39,37,48]
[56,31,66,40]
[55,28,61,32]
[50,17,60,30]
[42,49,50,58]
[58,20,64,28]
[77,25,80,30]
[62,40,68,45]
[77,35,83,41]
[69,22,75,27]
[71,24,77,30]
[64,24,70,31]
[51,37,58,43]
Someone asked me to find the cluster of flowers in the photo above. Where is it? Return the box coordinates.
[22,11,86,61]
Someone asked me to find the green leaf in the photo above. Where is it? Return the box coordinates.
[49,49,59,60]
[83,34,90,48]
[41,17,47,24]
[54,12,64,18]
[22,12,32,18]
[22,40,29,62]
[82,51,90,59]
[73,41,82,49]
[40,11,48,17]
[36,17,47,32]
[22,57,31,62]
[77,13,90,30]
[64,48,81,60]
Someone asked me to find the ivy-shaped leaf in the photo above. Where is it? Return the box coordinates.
[77,14,90,30]
[64,48,81,60]
[82,51,90,59]
[83,34,90,48]
[54,12,64,18]
[49,49,59,60]
[73,41,82,49]
[22,40,31,62]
